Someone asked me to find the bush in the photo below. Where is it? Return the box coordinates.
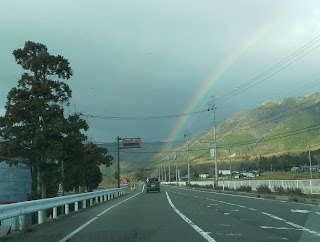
[236,185,252,192]
[274,186,286,194]
[286,187,303,196]
[214,185,223,190]
[256,184,272,194]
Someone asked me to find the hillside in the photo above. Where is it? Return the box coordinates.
[187,92,320,161]
[100,92,320,174]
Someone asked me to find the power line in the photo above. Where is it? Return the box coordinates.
[79,108,213,121]
[216,93,320,137]
[218,122,320,149]
[215,34,320,103]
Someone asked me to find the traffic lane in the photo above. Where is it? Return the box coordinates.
[167,186,320,241]
[2,188,141,242]
[173,186,320,234]
[69,186,207,242]
[167,189,295,242]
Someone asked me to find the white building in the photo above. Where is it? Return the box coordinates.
[219,170,231,176]
[199,173,209,179]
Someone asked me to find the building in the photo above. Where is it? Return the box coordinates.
[0,162,31,202]
[218,170,231,176]
[199,173,209,179]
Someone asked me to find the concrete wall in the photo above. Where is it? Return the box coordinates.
[0,162,31,202]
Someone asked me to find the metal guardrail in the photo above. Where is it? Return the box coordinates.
[0,187,127,230]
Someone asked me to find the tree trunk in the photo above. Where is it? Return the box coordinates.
[37,160,41,198]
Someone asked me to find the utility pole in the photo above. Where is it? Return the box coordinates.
[212,97,218,181]
[164,161,167,182]
[117,136,121,188]
[308,146,313,179]
[169,161,171,182]
[184,131,191,182]
[229,149,232,181]
[168,154,171,182]
[175,151,178,183]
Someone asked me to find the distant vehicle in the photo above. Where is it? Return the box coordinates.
[146,177,160,193]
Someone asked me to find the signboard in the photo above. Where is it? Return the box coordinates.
[120,178,128,185]
[210,148,215,157]
[122,138,141,148]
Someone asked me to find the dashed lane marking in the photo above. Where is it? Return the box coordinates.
[165,191,217,242]
[58,185,145,242]
[169,189,320,238]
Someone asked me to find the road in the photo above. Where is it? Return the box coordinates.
[3,185,320,242]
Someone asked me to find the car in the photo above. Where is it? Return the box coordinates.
[146,177,160,193]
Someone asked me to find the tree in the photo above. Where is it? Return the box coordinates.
[0,41,72,199]
[82,142,113,191]
[53,114,89,194]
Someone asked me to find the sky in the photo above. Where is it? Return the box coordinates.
[1,0,320,143]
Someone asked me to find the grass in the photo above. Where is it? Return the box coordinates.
[256,172,319,180]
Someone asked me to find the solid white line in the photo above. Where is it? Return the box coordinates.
[176,187,316,207]
[165,191,217,242]
[58,185,145,242]
[170,189,320,238]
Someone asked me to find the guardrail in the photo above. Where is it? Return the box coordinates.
[0,187,127,231]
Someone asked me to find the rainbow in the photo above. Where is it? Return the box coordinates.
[161,7,291,155]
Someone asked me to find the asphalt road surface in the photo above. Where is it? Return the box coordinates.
[3,185,320,242]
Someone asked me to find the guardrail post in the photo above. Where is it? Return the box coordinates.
[104,195,107,201]
[65,204,69,215]
[90,198,93,206]
[83,200,86,208]
[53,207,57,219]
[75,202,79,212]
[95,197,98,204]
[100,196,103,202]
[38,210,44,224]
[18,214,26,230]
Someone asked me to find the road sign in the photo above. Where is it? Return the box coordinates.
[210,149,215,157]
[120,178,128,185]
[122,138,141,148]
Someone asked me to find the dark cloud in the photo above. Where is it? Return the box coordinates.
[1,0,320,142]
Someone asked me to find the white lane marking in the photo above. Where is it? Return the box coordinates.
[176,187,315,207]
[260,226,304,231]
[290,209,310,214]
[170,189,320,238]
[58,185,145,242]
[223,213,230,215]
[316,212,320,216]
[216,232,242,236]
[165,191,217,242]
[262,212,320,237]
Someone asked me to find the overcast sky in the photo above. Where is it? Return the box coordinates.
[1,0,320,143]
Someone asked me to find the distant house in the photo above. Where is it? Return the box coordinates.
[241,172,255,178]
[218,170,231,176]
[291,166,299,173]
[199,173,209,179]
[299,165,319,173]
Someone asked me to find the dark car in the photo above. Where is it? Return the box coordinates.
[146,177,160,193]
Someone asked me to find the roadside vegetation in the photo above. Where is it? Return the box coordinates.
[0,41,113,199]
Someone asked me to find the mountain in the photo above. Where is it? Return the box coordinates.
[187,92,320,161]
[100,92,320,173]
